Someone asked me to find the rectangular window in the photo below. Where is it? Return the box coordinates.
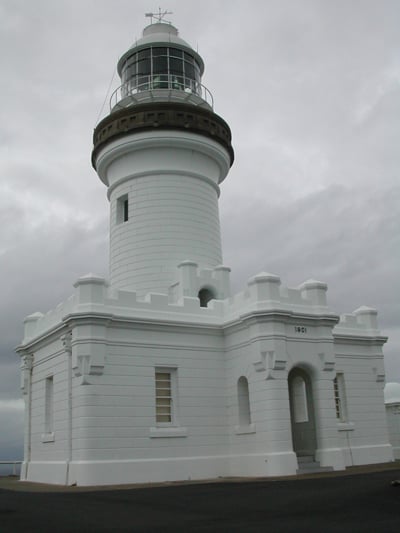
[44,376,54,434]
[116,194,129,224]
[334,373,348,422]
[155,369,177,425]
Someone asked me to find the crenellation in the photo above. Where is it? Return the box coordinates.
[247,272,281,303]
[283,287,307,306]
[354,306,379,330]
[299,279,328,307]
[335,306,383,338]
[23,312,44,342]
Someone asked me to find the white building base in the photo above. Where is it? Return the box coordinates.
[70,457,230,487]
[315,448,346,470]
[346,444,394,466]
[229,452,298,478]
[24,462,70,485]
[17,273,393,486]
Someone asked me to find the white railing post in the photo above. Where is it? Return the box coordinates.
[0,461,22,477]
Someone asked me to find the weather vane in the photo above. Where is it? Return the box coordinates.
[145,8,173,24]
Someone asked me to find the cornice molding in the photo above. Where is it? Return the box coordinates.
[92,101,234,169]
[333,333,388,346]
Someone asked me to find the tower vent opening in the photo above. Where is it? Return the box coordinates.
[198,288,215,308]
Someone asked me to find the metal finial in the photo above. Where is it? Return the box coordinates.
[145,8,173,24]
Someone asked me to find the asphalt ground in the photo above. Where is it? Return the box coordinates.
[0,465,399,532]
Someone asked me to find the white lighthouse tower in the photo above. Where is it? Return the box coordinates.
[17,19,392,487]
[92,21,234,298]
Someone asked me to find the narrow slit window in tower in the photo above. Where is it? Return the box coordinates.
[116,194,129,224]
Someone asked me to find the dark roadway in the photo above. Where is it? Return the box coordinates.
[1,467,399,532]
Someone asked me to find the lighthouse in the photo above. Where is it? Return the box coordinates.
[92,21,234,298]
[17,18,392,487]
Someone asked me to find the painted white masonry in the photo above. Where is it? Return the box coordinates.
[384,382,400,459]
[99,131,229,295]
[17,22,393,486]
[18,271,393,485]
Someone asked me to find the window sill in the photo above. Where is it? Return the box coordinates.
[337,422,355,432]
[41,432,55,443]
[235,424,256,435]
[149,427,188,438]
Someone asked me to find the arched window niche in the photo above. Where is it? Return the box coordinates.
[288,367,317,457]
[235,377,256,435]
[292,375,309,423]
[198,287,215,308]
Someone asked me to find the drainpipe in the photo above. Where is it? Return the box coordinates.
[62,332,73,485]
[21,353,33,480]
[345,430,354,466]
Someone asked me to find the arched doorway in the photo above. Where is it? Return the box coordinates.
[288,367,317,457]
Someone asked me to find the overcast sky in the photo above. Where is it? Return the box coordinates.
[1,0,399,463]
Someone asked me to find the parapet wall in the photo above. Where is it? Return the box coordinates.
[19,268,385,347]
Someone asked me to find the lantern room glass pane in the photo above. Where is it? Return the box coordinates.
[184,52,194,64]
[138,49,150,60]
[169,57,183,76]
[185,63,195,80]
[170,47,183,58]
[137,59,151,75]
[153,47,167,56]
[153,56,168,74]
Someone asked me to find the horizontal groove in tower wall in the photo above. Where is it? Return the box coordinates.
[110,234,222,251]
[113,246,222,262]
[110,240,221,256]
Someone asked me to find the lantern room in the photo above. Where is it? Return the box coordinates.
[111,23,213,109]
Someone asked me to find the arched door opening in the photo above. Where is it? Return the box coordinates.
[288,367,317,458]
[198,288,215,308]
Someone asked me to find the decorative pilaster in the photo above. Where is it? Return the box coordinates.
[71,324,106,385]
[20,353,33,395]
[20,352,33,480]
[61,330,73,485]
[253,350,287,380]
[61,331,72,354]
[313,372,345,470]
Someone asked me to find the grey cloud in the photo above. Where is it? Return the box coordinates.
[222,183,399,312]
[0,400,24,463]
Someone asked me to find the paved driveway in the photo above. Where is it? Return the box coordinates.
[1,468,399,532]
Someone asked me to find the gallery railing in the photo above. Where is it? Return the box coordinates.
[0,460,22,476]
[110,74,214,110]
